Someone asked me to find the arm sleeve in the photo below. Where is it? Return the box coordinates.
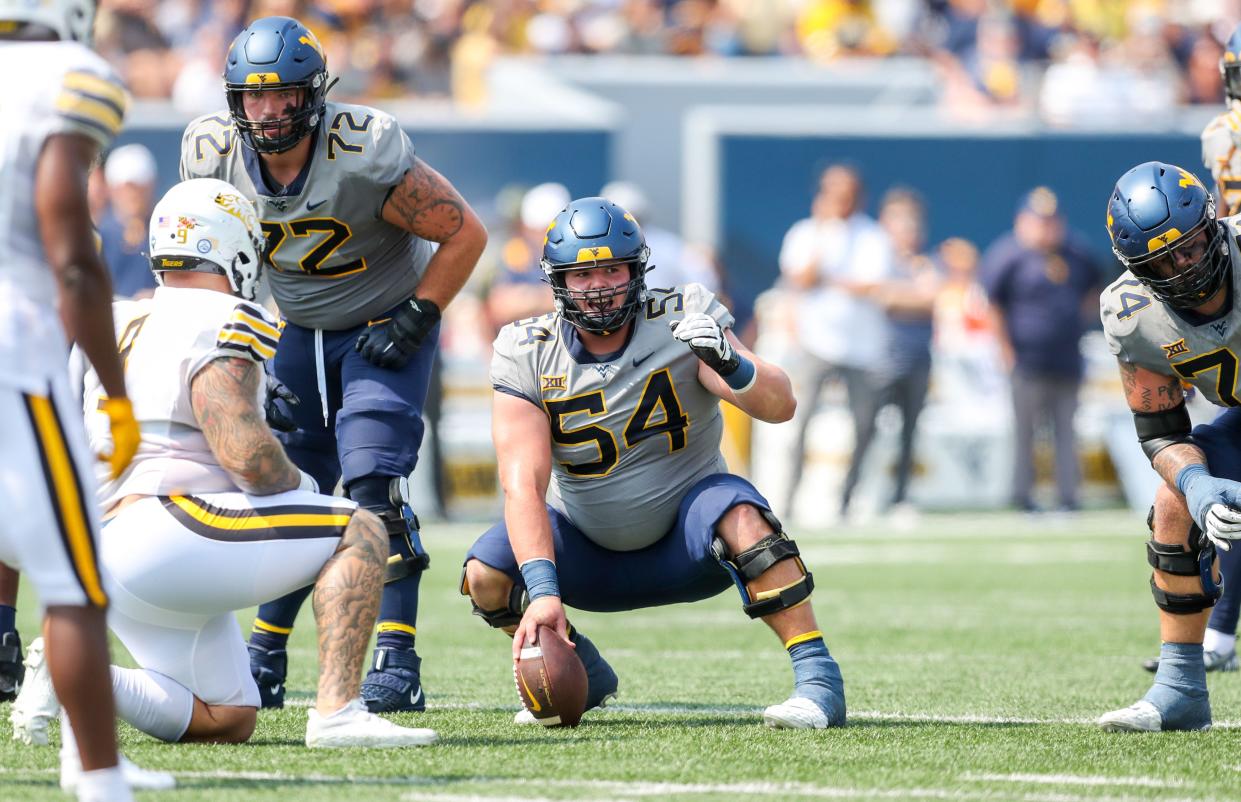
[364,113,418,218]
[490,325,541,406]
[48,64,128,151]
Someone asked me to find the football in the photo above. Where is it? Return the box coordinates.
[514,625,588,727]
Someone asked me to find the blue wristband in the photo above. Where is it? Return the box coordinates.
[1176,463,1208,496]
[724,354,757,392]
[519,558,560,601]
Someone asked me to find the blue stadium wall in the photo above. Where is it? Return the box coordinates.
[719,133,1203,325]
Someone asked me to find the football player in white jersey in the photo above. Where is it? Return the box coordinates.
[1097,162,1241,732]
[462,198,845,729]
[15,178,439,750]
[0,1,174,799]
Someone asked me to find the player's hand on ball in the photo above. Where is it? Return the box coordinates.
[99,396,140,479]
[263,373,300,433]
[355,297,441,370]
[1205,503,1241,551]
[513,596,572,660]
[669,313,739,376]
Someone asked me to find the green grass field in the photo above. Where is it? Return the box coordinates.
[4,510,1241,801]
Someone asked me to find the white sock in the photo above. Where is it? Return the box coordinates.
[110,666,194,742]
[1203,628,1236,655]
[74,766,132,802]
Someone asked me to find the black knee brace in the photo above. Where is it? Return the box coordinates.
[459,568,526,628]
[347,477,430,584]
[1145,507,1221,614]
[712,510,814,619]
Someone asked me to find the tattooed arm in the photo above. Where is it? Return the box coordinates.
[191,356,302,495]
[1117,358,1204,486]
[381,156,487,310]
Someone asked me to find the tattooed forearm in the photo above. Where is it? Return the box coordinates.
[190,356,301,495]
[312,508,386,711]
[383,157,465,242]
[1153,442,1208,487]
[1118,359,1183,413]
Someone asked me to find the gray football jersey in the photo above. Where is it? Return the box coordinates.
[1102,218,1241,407]
[492,284,734,551]
[180,101,432,330]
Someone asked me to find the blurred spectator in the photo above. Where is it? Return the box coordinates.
[1038,33,1127,127]
[938,12,1032,117]
[796,0,897,62]
[848,187,942,519]
[600,180,722,294]
[979,187,1101,513]
[1184,27,1225,105]
[483,182,567,332]
[777,164,894,520]
[98,144,159,299]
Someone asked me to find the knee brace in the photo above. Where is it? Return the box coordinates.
[459,569,527,628]
[347,476,430,584]
[1145,507,1221,614]
[712,510,814,619]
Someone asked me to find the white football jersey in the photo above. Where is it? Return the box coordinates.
[79,286,281,511]
[0,41,127,388]
[1202,102,1241,217]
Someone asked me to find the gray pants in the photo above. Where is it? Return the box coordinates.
[783,354,880,517]
[1010,369,1081,510]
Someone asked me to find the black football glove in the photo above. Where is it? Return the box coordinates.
[264,372,301,433]
[355,297,441,370]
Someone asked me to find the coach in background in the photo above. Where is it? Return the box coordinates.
[979,187,1100,513]
[778,164,894,522]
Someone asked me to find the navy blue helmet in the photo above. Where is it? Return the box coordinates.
[224,17,328,154]
[1106,161,1228,309]
[1224,24,1241,103]
[541,197,650,335]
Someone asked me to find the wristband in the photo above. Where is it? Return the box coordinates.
[519,558,560,601]
[723,354,757,393]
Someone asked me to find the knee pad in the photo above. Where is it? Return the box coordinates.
[459,568,526,628]
[347,476,430,583]
[1146,521,1221,615]
[712,510,814,619]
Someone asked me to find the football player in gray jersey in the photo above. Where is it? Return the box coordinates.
[1097,161,1241,732]
[461,197,845,729]
[180,16,486,714]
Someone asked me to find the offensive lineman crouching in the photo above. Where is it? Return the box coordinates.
[1098,162,1241,731]
[12,179,437,749]
[461,197,845,728]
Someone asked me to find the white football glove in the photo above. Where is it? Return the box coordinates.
[1204,503,1241,551]
[669,313,739,376]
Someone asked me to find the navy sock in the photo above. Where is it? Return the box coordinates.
[1144,642,1211,730]
[375,571,420,652]
[1208,543,1241,635]
[788,634,846,724]
[249,585,312,650]
[566,626,618,709]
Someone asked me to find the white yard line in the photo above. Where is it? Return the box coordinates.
[961,773,1188,789]
[0,767,1216,801]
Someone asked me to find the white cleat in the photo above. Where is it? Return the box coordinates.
[1097,700,1163,732]
[306,698,438,747]
[10,637,59,746]
[60,754,176,793]
[763,697,831,729]
[513,691,616,725]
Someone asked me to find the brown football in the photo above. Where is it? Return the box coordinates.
[513,625,588,727]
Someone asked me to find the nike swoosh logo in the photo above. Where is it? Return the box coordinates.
[306,199,327,210]
[269,684,282,696]
[632,352,655,368]
[410,687,423,706]
[517,670,542,712]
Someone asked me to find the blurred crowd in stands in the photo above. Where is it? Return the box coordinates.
[100,0,1241,119]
